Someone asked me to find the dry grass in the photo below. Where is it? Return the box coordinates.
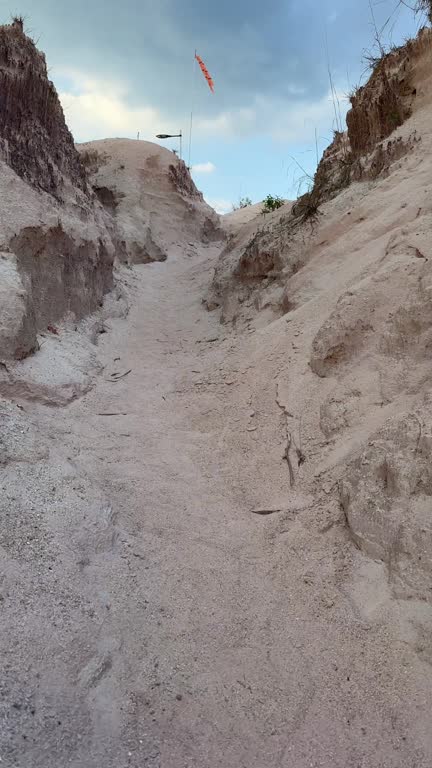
[80,148,105,175]
[291,188,322,226]
[12,15,24,29]
[415,0,432,22]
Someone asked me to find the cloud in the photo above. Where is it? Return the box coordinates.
[58,69,168,142]
[191,162,216,174]
[8,0,417,135]
[205,197,232,215]
[58,68,349,147]
[195,89,349,143]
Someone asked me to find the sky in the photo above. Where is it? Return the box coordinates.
[0,0,425,211]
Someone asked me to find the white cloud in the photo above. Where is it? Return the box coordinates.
[205,198,233,215]
[57,68,348,149]
[58,69,168,142]
[195,107,257,139]
[192,162,216,174]
[194,90,349,143]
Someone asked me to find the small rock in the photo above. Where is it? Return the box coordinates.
[247,426,257,432]
[176,694,183,701]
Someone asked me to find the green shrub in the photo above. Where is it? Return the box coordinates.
[262,194,284,214]
[232,196,253,211]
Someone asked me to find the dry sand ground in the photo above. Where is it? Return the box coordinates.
[2,20,432,768]
[2,230,432,767]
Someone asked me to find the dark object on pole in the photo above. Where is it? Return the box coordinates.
[156,132,182,160]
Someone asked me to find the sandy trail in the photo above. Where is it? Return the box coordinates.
[5,244,432,768]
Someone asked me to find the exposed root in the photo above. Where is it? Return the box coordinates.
[276,383,305,486]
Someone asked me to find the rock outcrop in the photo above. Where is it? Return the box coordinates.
[207,28,432,329]
[0,19,223,364]
[204,25,432,605]
[78,139,223,266]
[0,20,115,362]
[0,18,87,197]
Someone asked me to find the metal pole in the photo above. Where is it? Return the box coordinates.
[188,112,193,168]
[179,130,182,161]
[188,50,197,168]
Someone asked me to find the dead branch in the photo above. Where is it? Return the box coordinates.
[276,382,293,417]
[107,369,132,382]
[284,430,296,486]
[276,384,296,486]
[411,413,423,455]
[276,383,306,483]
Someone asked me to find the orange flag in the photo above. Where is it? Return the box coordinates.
[195,53,215,93]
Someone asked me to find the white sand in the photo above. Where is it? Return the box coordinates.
[2,32,432,768]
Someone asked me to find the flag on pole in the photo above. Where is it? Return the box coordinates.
[195,53,215,93]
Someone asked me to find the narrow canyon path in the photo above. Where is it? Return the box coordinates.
[7,245,432,768]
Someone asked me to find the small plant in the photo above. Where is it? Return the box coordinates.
[232,196,253,211]
[262,194,284,214]
[12,15,24,30]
